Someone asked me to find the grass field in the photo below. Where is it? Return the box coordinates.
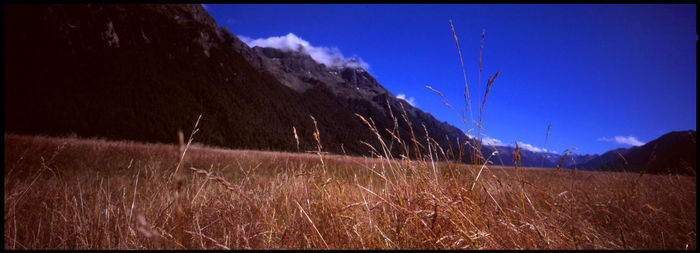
[4,133,696,249]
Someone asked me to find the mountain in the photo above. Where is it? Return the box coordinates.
[483,131,695,175]
[481,145,556,168]
[577,130,696,175]
[4,4,472,161]
[221,28,471,158]
[477,145,592,169]
[562,153,599,169]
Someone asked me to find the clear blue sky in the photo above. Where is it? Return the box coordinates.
[204,4,696,155]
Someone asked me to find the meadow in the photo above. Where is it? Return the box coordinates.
[4,20,696,250]
[4,132,696,249]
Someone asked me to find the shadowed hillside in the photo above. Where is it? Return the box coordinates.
[4,4,471,160]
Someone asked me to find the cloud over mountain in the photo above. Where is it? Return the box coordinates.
[481,136,504,146]
[239,33,369,70]
[597,136,645,146]
[470,135,556,154]
[518,142,556,154]
[396,93,416,106]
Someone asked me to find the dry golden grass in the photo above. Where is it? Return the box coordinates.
[4,133,696,249]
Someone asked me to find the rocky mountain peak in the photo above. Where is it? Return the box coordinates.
[232,41,391,100]
[338,67,380,90]
[153,4,218,30]
[254,46,328,77]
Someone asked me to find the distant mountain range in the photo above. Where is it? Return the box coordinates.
[576,130,696,175]
[4,4,695,175]
[486,130,696,175]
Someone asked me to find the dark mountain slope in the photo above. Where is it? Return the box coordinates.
[4,4,471,160]
[221,28,472,159]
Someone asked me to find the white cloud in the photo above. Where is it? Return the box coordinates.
[396,93,416,106]
[518,142,557,154]
[463,133,503,146]
[481,136,504,146]
[597,136,645,146]
[239,33,369,70]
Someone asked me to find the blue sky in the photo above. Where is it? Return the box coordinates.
[203,4,696,155]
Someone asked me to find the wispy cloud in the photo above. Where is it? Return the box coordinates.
[518,142,557,154]
[597,136,645,146]
[396,93,416,106]
[239,33,369,70]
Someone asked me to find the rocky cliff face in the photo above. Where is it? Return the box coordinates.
[227,37,393,108]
